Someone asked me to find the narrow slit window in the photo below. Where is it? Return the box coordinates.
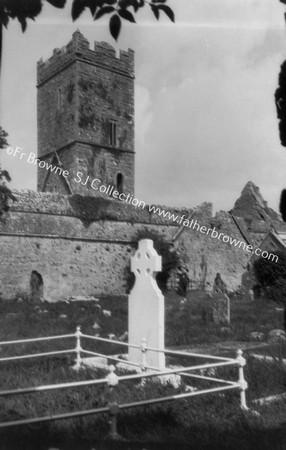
[109,121,117,147]
[117,173,123,194]
[57,88,63,111]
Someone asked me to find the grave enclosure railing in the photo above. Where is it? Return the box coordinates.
[0,327,248,438]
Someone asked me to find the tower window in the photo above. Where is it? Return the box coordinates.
[109,121,117,147]
[57,88,63,111]
[117,173,123,194]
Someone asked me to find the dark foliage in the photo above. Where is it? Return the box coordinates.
[72,0,174,40]
[0,0,65,32]
[253,250,286,299]
[267,277,286,305]
[68,194,120,224]
[78,103,96,128]
[279,189,286,221]
[0,127,17,217]
[0,126,8,148]
[275,59,286,147]
[1,0,174,41]
[253,250,286,328]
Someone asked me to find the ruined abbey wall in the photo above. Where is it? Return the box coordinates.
[0,188,266,301]
[0,191,196,301]
[174,211,250,292]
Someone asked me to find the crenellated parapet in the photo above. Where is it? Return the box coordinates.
[37,30,134,86]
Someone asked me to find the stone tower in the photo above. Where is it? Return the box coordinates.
[37,30,135,196]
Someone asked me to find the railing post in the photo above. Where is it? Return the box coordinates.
[140,337,147,386]
[236,349,248,410]
[141,337,147,371]
[106,365,120,440]
[75,326,82,371]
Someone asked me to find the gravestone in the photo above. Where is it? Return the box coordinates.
[212,291,230,324]
[213,272,227,294]
[128,239,165,370]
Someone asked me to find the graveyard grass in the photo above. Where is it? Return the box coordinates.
[0,291,283,347]
[0,292,285,449]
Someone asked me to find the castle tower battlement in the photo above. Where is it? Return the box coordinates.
[37,31,134,86]
[37,30,135,197]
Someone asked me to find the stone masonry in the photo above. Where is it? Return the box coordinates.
[1,181,284,301]
[1,33,286,302]
[37,31,134,197]
[0,191,195,301]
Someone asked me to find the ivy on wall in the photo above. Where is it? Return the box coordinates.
[0,183,16,220]
[78,103,96,129]
[68,194,119,225]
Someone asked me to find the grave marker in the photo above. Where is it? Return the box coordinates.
[212,291,230,324]
[128,239,165,370]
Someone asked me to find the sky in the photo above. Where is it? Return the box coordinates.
[1,0,286,214]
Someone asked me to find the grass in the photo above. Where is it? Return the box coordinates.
[0,354,285,450]
[0,296,127,342]
[0,296,128,357]
[0,291,285,449]
[165,290,284,346]
[0,290,283,349]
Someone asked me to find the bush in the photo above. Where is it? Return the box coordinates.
[279,189,286,221]
[253,250,286,291]
[267,277,286,304]
[253,251,286,328]
[68,195,119,225]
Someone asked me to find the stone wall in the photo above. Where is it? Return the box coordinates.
[231,181,279,221]
[1,181,281,301]
[0,191,193,301]
[174,211,251,292]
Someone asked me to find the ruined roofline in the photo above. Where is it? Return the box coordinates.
[229,180,280,221]
[37,30,134,85]
[7,190,210,224]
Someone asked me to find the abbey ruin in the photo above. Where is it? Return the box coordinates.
[1,31,285,301]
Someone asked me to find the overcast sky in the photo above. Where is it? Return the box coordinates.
[1,0,286,213]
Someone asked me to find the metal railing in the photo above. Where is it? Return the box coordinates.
[0,327,248,438]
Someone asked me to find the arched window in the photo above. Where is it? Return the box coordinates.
[117,173,123,194]
[30,270,44,301]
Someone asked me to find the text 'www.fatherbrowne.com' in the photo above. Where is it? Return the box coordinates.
[148,204,278,263]
[6,146,278,262]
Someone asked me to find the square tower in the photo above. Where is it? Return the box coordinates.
[37,30,135,196]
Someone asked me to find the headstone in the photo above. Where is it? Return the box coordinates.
[212,290,230,324]
[213,272,227,295]
[250,331,265,341]
[167,265,189,296]
[128,239,165,370]
[248,289,254,302]
[268,329,286,342]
